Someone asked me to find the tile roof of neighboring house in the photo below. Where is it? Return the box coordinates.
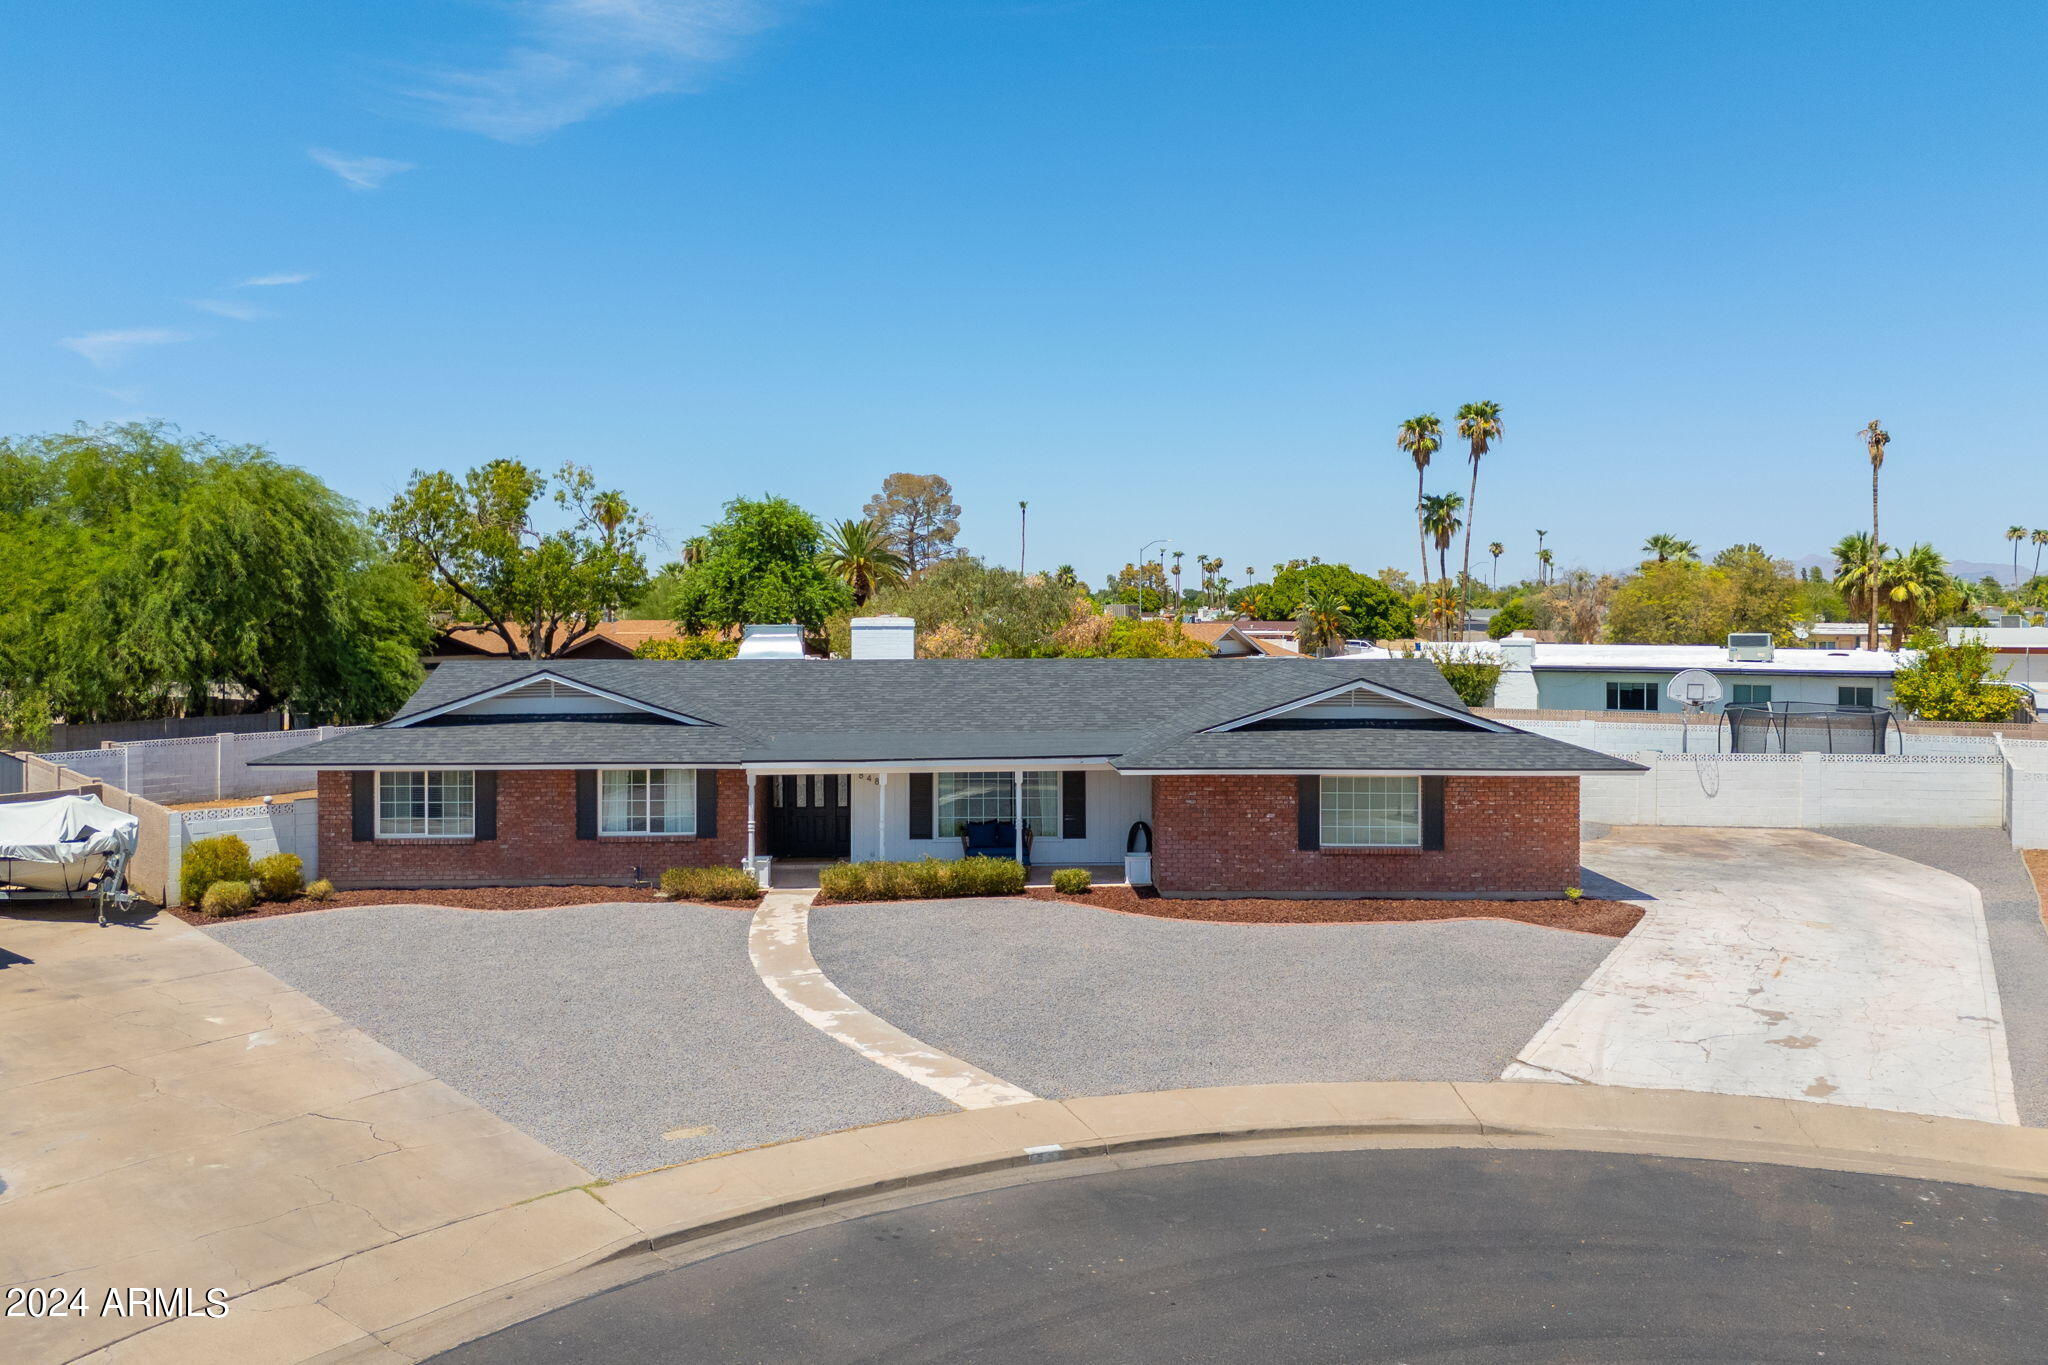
[257,658,1642,775]
[430,620,689,658]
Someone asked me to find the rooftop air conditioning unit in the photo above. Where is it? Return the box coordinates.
[1726,632,1774,663]
[2001,614,2027,629]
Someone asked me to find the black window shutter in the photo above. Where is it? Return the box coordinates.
[696,769,718,838]
[908,773,933,840]
[474,772,498,841]
[1296,775,1321,851]
[575,770,597,840]
[1061,771,1087,840]
[1421,776,1446,850]
[351,771,374,842]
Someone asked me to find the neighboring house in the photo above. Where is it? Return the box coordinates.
[1406,637,1906,713]
[425,620,693,666]
[1805,621,1893,651]
[1180,621,1300,657]
[1948,626,2048,699]
[255,658,1639,899]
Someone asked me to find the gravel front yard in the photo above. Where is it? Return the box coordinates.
[808,896,1621,1100]
[207,901,949,1177]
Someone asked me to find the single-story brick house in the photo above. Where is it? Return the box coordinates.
[256,658,1642,898]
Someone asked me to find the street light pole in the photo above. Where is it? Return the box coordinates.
[1137,538,1169,615]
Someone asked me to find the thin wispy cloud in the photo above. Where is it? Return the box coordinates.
[397,0,789,143]
[59,328,194,369]
[191,298,274,321]
[239,271,316,287]
[309,147,417,190]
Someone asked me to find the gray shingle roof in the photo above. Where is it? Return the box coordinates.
[258,658,1642,774]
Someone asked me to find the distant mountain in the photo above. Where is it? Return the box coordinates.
[1790,554,2025,586]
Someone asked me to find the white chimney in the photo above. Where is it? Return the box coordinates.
[850,615,916,660]
[736,624,809,659]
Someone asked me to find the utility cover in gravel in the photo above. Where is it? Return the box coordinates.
[208,902,949,1177]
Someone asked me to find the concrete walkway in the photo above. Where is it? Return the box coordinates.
[1508,827,2019,1124]
[748,890,1039,1109]
[0,907,593,1364]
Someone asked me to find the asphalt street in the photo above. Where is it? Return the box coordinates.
[436,1147,2048,1363]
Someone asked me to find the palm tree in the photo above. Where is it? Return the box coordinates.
[818,518,908,606]
[1420,492,1465,639]
[589,490,634,621]
[2032,530,2048,586]
[1880,543,1951,641]
[1293,587,1358,657]
[1453,401,1504,630]
[2008,525,2028,588]
[1487,541,1504,588]
[1396,415,1442,604]
[1830,531,1885,644]
[1534,529,1548,583]
[1860,420,1890,649]
[1642,533,1699,564]
[1535,546,1554,585]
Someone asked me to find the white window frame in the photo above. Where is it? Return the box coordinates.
[597,768,698,837]
[933,771,1062,840]
[375,769,477,839]
[1319,775,1423,849]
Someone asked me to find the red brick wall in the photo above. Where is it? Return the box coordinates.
[1151,775,1580,898]
[315,769,749,889]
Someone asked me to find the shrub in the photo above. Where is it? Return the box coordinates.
[821,857,1025,901]
[180,834,252,906]
[1051,867,1092,895]
[660,865,762,901]
[250,852,305,901]
[304,879,335,902]
[199,880,256,917]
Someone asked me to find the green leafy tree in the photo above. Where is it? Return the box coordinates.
[1487,598,1537,639]
[1097,618,1214,658]
[632,634,739,659]
[1,422,429,724]
[837,557,1081,658]
[861,473,960,574]
[378,460,647,659]
[817,518,908,605]
[666,497,854,638]
[1429,645,1506,708]
[1234,564,1414,642]
[1890,633,2027,721]
[1103,561,1172,609]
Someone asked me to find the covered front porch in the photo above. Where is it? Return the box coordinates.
[739,764,1154,880]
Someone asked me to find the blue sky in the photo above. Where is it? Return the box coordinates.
[5,1,2043,586]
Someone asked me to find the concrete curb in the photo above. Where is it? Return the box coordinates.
[90,1082,2048,1364]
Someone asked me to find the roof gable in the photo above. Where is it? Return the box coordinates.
[389,670,714,728]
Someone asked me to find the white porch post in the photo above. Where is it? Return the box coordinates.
[1013,769,1024,865]
[744,770,757,873]
[876,771,890,862]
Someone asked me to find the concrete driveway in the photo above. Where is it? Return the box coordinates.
[1506,827,2018,1124]
[0,907,592,1364]
[807,898,1618,1099]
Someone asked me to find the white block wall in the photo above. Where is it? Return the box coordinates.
[1582,753,2009,831]
[36,728,360,806]
[169,799,319,905]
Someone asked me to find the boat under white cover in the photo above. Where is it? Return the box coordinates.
[0,794,141,893]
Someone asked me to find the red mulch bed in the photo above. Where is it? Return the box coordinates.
[167,884,758,924]
[1022,885,1642,937]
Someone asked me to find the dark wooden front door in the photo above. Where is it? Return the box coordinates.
[765,774,851,858]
